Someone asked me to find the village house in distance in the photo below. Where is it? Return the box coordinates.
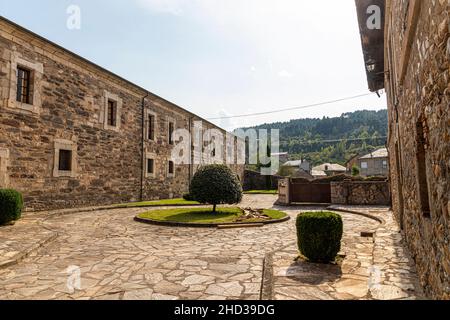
[356,0,449,299]
[358,148,389,177]
[0,16,244,211]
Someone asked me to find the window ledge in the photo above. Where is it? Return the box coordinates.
[54,170,77,178]
[5,99,40,114]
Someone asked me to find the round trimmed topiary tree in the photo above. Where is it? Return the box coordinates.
[296,211,343,263]
[189,164,243,213]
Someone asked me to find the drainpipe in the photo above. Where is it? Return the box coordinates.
[188,116,194,192]
[140,92,149,201]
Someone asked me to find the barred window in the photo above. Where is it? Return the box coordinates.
[168,122,174,145]
[107,100,117,127]
[148,114,156,140]
[16,67,31,104]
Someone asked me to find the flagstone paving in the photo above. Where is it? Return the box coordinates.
[0,195,425,300]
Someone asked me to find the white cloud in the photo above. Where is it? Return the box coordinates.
[278,70,294,78]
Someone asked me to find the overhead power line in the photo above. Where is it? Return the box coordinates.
[289,136,387,146]
[207,93,376,120]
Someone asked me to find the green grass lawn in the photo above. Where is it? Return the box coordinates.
[137,207,287,224]
[244,190,278,194]
[117,198,200,208]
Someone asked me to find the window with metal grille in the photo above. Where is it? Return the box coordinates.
[107,100,117,127]
[148,114,155,140]
[168,161,174,174]
[168,122,174,144]
[147,159,154,175]
[58,150,72,171]
[16,67,31,104]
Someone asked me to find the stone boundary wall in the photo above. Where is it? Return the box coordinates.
[331,181,391,206]
[278,178,391,206]
[243,170,282,191]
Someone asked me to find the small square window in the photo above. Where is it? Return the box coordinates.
[147,159,154,174]
[58,150,72,171]
[168,161,174,175]
[361,162,368,169]
[107,100,117,127]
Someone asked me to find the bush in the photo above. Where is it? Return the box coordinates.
[296,211,343,263]
[352,165,360,176]
[190,164,243,212]
[0,189,23,225]
[183,193,195,201]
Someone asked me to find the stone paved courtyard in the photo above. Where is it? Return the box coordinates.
[0,195,424,300]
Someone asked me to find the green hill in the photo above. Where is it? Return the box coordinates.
[238,109,388,166]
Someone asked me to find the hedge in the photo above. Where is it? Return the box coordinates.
[0,189,23,225]
[296,211,343,263]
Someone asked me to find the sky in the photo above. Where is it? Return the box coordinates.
[0,0,387,130]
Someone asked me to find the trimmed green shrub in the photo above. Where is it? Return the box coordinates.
[0,189,24,225]
[190,164,243,212]
[296,211,343,263]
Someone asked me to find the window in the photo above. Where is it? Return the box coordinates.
[8,54,43,113]
[168,161,174,176]
[382,160,388,169]
[53,139,77,178]
[16,67,31,104]
[147,159,154,175]
[107,100,117,127]
[58,150,72,171]
[416,120,431,218]
[103,91,122,131]
[148,114,155,140]
[361,162,368,169]
[168,121,175,145]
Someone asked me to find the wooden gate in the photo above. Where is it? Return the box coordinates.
[289,181,331,203]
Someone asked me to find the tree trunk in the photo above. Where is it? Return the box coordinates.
[213,204,217,213]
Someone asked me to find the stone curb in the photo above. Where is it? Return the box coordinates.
[275,202,330,208]
[260,242,296,300]
[25,203,208,219]
[326,206,385,225]
[0,231,58,270]
[134,215,291,229]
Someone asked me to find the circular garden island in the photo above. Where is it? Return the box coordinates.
[134,164,289,228]
[135,207,289,227]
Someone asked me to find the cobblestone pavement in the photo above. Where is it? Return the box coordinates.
[0,195,425,300]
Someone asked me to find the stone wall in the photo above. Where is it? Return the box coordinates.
[0,18,244,211]
[385,0,449,299]
[242,170,282,191]
[331,181,391,206]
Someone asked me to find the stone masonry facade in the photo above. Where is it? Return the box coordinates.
[384,0,449,299]
[0,17,244,211]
